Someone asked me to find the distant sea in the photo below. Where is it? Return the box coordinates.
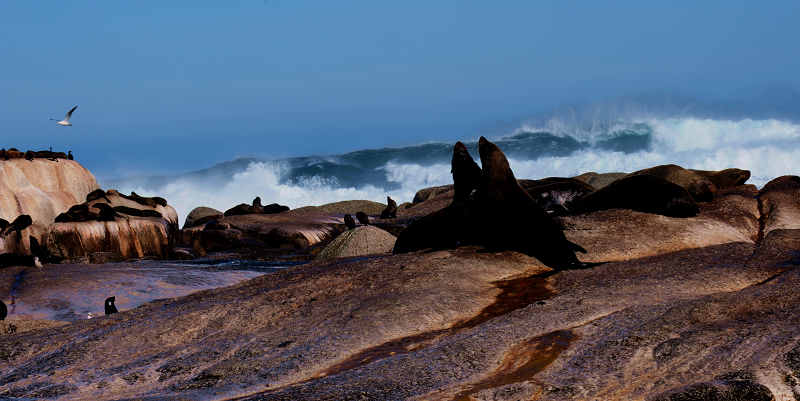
[112,115,800,224]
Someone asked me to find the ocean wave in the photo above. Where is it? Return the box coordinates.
[117,117,800,224]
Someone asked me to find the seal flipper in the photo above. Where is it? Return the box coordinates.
[567,240,587,254]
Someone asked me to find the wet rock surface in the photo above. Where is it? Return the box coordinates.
[0,152,797,400]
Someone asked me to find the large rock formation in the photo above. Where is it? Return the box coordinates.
[46,190,179,262]
[0,159,99,255]
[316,225,397,260]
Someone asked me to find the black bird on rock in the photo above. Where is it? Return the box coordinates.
[105,296,118,315]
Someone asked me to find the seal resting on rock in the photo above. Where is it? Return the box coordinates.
[629,164,717,202]
[2,215,32,236]
[356,212,370,225]
[92,203,120,221]
[86,189,111,203]
[344,214,356,230]
[380,196,398,219]
[570,174,700,218]
[55,204,99,222]
[0,299,6,320]
[690,168,750,191]
[105,296,118,315]
[519,178,595,215]
[262,203,290,214]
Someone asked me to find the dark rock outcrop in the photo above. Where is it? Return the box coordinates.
[653,371,773,401]
[183,207,223,229]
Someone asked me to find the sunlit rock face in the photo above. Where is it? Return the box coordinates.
[0,159,99,255]
[46,190,179,262]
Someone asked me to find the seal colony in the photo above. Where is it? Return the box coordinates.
[394,137,589,269]
[7,136,800,401]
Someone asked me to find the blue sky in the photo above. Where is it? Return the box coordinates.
[1,1,799,178]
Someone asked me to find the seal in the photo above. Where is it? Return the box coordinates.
[380,196,398,219]
[0,299,6,320]
[105,296,118,315]
[395,137,589,270]
[263,203,290,214]
[452,141,481,204]
[690,168,751,191]
[86,189,111,203]
[476,136,586,268]
[519,178,595,215]
[630,164,717,202]
[344,214,356,230]
[2,215,32,236]
[356,211,370,225]
[570,174,699,218]
[92,203,119,221]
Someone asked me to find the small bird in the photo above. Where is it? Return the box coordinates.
[105,296,118,315]
[51,105,78,126]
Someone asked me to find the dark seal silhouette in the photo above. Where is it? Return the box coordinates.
[105,296,118,315]
[344,214,356,230]
[113,206,163,218]
[2,215,32,236]
[356,211,370,225]
[475,136,586,268]
[92,203,119,221]
[0,299,6,321]
[570,174,699,218]
[380,196,398,219]
[263,203,290,214]
[55,204,99,222]
[67,150,73,160]
[452,141,482,203]
[86,189,111,203]
[395,137,588,270]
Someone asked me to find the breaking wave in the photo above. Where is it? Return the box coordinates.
[115,117,800,224]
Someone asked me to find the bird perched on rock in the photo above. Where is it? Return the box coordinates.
[344,214,356,230]
[356,211,370,225]
[105,296,118,315]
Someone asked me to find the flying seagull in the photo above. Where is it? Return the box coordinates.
[51,105,78,126]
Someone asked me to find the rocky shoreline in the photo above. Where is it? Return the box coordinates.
[1,140,799,400]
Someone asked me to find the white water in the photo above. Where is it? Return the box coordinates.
[125,117,800,224]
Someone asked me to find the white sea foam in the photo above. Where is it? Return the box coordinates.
[124,117,800,224]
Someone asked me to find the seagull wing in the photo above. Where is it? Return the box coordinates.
[64,105,78,121]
